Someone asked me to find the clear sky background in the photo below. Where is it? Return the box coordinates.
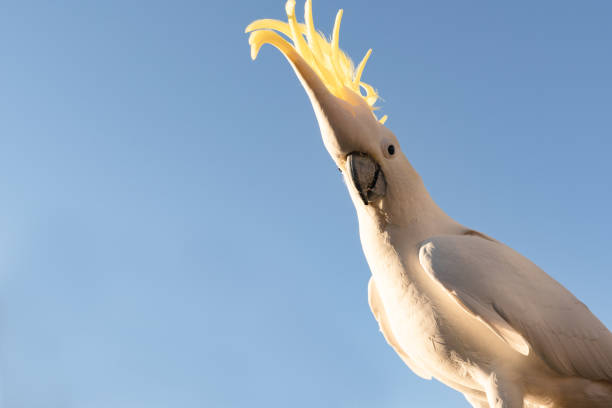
[1,1,611,407]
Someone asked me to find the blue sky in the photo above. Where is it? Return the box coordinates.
[1,1,610,407]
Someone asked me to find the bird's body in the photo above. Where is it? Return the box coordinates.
[363,212,612,407]
[246,2,612,406]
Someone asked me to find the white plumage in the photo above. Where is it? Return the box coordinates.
[246,2,612,406]
[420,235,612,381]
[362,210,612,407]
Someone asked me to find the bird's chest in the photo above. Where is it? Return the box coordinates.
[362,237,449,361]
[373,264,480,390]
[377,274,449,360]
[362,229,474,381]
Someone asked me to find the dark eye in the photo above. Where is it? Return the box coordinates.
[387,144,395,155]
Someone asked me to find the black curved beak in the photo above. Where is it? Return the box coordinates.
[346,153,387,205]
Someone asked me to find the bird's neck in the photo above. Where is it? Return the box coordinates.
[356,158,463,241]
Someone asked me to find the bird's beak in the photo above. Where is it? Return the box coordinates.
[346,152,387,205]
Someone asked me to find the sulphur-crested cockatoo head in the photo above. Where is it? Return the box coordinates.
[247,0,448,228]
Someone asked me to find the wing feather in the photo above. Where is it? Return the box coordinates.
[418,235,612,381]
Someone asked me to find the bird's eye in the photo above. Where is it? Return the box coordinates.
[381,140,398,159]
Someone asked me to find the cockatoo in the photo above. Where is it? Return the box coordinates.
[245,2,612,407]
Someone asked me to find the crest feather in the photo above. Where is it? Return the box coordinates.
[246,0,387,124]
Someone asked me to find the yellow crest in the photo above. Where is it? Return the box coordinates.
[246,0,387,124]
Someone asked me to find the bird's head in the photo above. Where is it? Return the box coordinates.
[246,0,449,229]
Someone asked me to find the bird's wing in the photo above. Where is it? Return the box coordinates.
[419,234,612,381]
[368,277,432,380]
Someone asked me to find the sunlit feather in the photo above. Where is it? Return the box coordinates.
[245,0,386,123]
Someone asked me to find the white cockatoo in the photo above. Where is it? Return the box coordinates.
[246,2,612,407]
